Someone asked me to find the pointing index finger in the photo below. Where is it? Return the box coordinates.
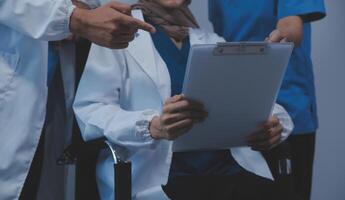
[120,14,156,33]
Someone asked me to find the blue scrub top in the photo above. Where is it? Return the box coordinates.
[47,43,59,85]
[151,25,243,177]
[209,0,326,134]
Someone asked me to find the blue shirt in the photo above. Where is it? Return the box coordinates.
[209,0,326,134]
[47,43,59,85]
[151,26,243,177]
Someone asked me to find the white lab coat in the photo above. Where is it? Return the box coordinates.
[73,10,294,200]
[0,1,75,200]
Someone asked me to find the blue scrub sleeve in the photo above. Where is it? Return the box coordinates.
[278,0,326,22]
[208,0,223,34]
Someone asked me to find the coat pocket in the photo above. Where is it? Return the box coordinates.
[0,51,19,95]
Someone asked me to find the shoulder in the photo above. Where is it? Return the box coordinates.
[189,28,226,45]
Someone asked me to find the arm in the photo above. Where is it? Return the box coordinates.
[73,44,159,152]
[73,44,207,153]
[267,0,326,46]
[0,0,155,48]
[0,0,75,40]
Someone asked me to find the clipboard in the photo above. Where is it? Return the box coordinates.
[173,42,294,152]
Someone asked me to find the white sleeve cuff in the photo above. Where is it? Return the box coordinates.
[65,0,76,35]
[272,104,294,142]
[135,110,160,142]
[78,0,101,9]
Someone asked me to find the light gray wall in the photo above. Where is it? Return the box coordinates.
[190,1,213,31]
[190,1,345,199]
[311,1,345,200]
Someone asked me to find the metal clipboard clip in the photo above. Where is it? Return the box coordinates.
[213,42,268,56]
[105,141,132,200]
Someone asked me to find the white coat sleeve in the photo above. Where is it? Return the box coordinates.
[73,44,160,153]
[0,0,75,40]
[272,103,294,142]
[78,0,101,8]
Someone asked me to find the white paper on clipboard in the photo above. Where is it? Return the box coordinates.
[173,42,293,152]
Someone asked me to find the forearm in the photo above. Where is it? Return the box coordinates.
[74,102,160,150]
[276,16,304,46]
[0,0,75,40]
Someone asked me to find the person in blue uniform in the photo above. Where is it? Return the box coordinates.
[209,1,326,199]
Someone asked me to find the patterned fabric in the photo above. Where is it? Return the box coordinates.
[134,0,198,41]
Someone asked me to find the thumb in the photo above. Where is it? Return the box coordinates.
[165,95,184,105]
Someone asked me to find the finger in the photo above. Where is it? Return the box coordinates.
[267,30,284,43]
[167,118,194,132]
[161,111,208,124]
[247,127,282,144]
[165,119,194,139]
[108,42,129,49]
[119,14,156,33]
[280,38,288,43]
[250,134,281,151]
[165,95,184,105]
[115,24,138,35]
[164,99,205,113]
[250,133,281,151]
[248,123,283,146]
[116,29,138,36]
[113,34,135,43]
[107,2,132,14]
[247,124,283,144]
[263,116,280,129]
[175,99,203,110]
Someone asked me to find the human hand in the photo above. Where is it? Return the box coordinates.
[150,95,208,140]
[265,16,303,46]
[70,1,156,49]
[265,29,289,43]
[246,116,283,151]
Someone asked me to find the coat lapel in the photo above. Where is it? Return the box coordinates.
[127,10,159,88]
[126,14,226,102]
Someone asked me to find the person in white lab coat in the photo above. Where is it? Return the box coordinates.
[0,1,156,199]
[74,1,294,199]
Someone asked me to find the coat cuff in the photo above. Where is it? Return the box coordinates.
[65,0,76,35]
[78,0,101,9]
[135,110,160,142]
[272,104,294,142]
